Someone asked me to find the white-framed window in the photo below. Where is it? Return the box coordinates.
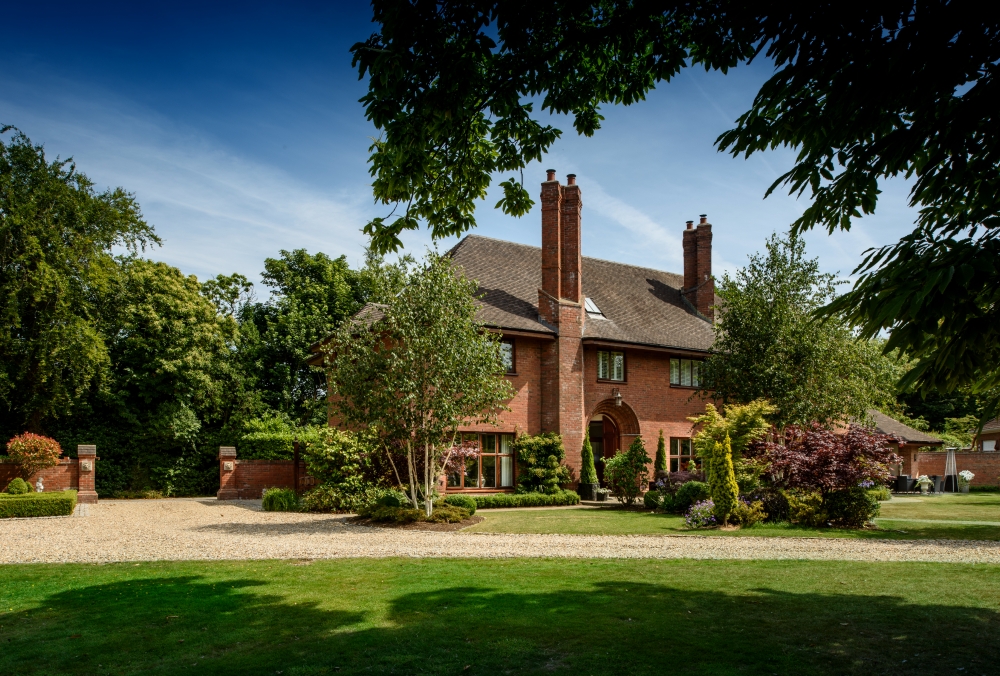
[598,350,625,381]
[670,358,702,387]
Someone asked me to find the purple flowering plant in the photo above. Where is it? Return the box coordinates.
[685,499,717,529]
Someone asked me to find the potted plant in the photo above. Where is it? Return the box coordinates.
[595,487,610,502]
[959,470,974,494]
[915,475,933,494]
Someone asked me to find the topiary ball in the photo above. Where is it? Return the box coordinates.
[5,477,31,494]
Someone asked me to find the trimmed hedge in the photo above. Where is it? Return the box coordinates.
[472,490,580,509]
[442,494,477,515]
[0,490,77,518]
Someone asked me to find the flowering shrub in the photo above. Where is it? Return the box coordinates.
[959,470,975,486]
[750,424,900,492]
[5,433,62,480]
[685,499,717,528]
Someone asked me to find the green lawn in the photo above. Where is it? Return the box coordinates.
[464,492,1000,540]
[2,558,1000,675]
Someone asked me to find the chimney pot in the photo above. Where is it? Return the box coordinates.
[699,214,708,224]
[566,174,576,185]
[686,220,694,229]
[546,169,556,181]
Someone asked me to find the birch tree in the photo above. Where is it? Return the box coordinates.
[326,251,513,516]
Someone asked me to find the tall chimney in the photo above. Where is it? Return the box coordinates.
[560,174,582,303]
[539,169,562,322]
[696,215,714,321]
[682,216,714,321]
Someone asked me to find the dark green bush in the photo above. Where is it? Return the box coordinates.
[261,487,299,512]
[442,494,477,515]
[868,486,891,502]
[425,505,471,523]
[0,490,77,518]
[514,433,571,494]
[301,484,400,513]
[376,491,411,508]
[824,487,880,528]
[605,436,652,507]
[360,505,422,523]
[4,477,32,494]
[474,489,580,509]
[673,481,711,512]
[970,485,1000,493]
[643,490,662,510]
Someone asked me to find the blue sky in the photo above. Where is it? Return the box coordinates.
[1,1,920,291]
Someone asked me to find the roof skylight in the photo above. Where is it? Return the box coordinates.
[584,297,605,318]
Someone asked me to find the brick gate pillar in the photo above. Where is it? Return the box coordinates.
[76,445,99,504]
[218,447,239,500]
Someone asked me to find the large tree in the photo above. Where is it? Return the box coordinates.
[351,1,1000,416]
[0,126,156,433]
[326,251,513,516]
[701,234,901,429]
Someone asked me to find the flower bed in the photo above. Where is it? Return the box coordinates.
[0,490,78,518]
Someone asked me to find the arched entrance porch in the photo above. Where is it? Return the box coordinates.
[587,399,640,486]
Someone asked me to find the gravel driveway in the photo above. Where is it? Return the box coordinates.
[2,498,999,565]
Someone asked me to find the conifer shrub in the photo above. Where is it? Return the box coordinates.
[654,430,667,473]
[707,433,740,525]
[580,430,598,485]
[442,494,477,515]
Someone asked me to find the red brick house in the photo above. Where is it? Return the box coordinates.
[439,171,716,493]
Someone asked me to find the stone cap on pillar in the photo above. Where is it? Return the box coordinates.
[219,446,237,459]
[77,445,96,457]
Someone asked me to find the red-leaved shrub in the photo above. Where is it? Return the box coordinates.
[5,433,63,480]
[750,424,899,492]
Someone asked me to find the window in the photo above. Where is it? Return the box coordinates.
[447,433,515,489]
[598,350,625,381]
[670,358,702,387]
[984,439,997,452]
[500,340,515,374]
[585,297,606,319]
[670,438,700,472]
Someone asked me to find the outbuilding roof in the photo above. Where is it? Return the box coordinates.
[867,410,943,445]
[448,235,715,352]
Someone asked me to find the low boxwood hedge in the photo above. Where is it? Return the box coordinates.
[0,490,78,518]
[472,490,580,509]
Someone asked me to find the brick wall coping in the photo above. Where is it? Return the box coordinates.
[219,446,237,458]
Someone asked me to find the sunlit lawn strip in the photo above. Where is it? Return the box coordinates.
[2,558,1000,675]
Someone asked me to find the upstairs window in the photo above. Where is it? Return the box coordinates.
[500,340,515,374]
[670,358,701,387]
[598,350,625,381]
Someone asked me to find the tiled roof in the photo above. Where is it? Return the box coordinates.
[448,235,715,352]
[867,410,943,445]
[980,417,1000,433]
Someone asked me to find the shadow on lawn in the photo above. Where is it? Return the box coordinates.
[3,574,999,675]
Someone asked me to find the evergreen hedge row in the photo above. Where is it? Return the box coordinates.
[472,490,580,509]
[0,490,78,518]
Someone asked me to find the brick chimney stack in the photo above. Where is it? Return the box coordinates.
[560,174,583,304]
[539,169,562,323]
[682,215,714,321]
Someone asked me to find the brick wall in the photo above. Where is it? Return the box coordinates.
[913,451,1000,486]
[217,447,317,499]
[1,445,97,503]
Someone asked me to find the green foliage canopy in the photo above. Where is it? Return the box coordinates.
[516,432,572,494]
[351,3,1000,417]
[701,234,900,429]
[603,436,651,508]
